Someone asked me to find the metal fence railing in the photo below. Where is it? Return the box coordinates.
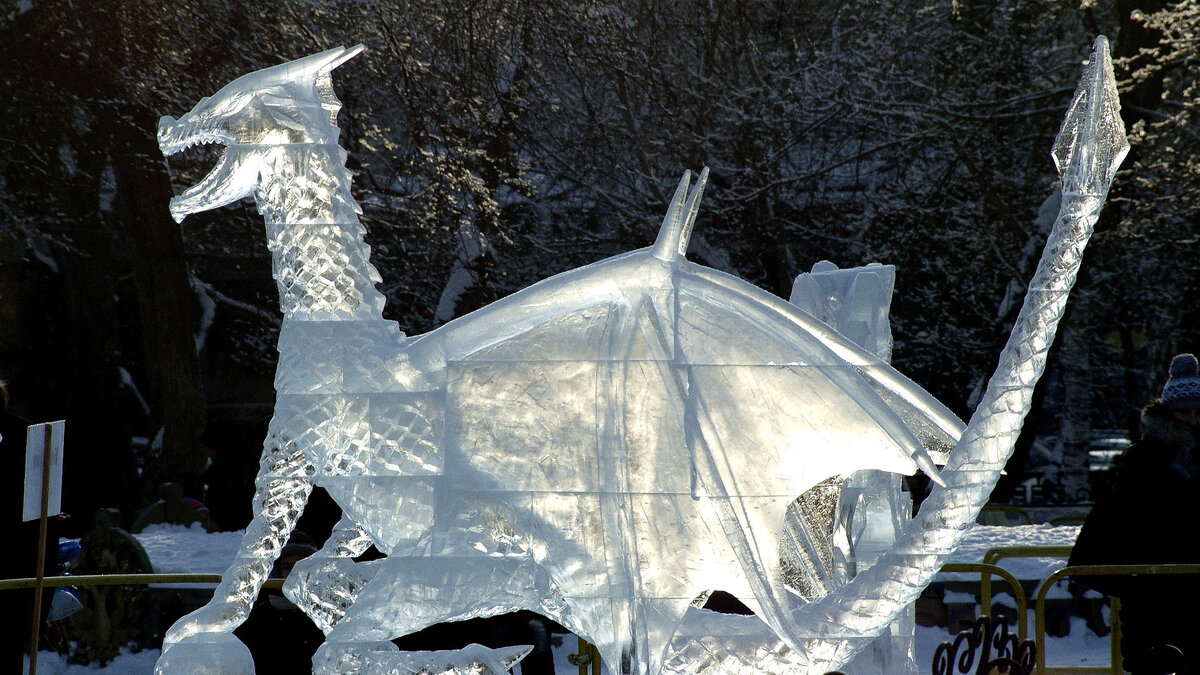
[7,556,1200,675]
[1032,563,1200,675]
[0,573,283,590]
[939,562,1030,642]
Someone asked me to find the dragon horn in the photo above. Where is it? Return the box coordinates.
[274,44,363,86]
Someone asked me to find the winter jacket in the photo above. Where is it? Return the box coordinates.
[1070,400,1200,595]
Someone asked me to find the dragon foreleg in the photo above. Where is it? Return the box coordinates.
[156,429,315,674]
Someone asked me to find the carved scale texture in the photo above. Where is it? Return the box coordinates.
[258,146,387,323]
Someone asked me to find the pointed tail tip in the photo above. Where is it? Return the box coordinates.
[1087,35,1118,87]
[1050,34,1128,182]
[1088,35,1114,77]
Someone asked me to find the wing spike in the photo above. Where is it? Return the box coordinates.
[651,169,707,262]
[676,166,709,258]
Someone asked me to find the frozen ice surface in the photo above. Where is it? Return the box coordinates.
[317,642,531,675]
[155,632,255,675]
[154,36,1126,675]
[790,260,895,362]
[788,261,916,674]
[286,175,959,675]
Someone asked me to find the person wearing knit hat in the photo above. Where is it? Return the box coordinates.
[1162,354,1200,429]
[1070,352,1200,675]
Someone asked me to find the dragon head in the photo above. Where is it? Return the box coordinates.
[158,45,363,223]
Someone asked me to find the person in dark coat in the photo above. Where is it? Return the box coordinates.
[1071,353,1200,675]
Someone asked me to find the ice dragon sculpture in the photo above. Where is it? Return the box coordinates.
[154,35,1126,675]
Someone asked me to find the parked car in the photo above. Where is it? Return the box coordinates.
[1013,431,1130,504]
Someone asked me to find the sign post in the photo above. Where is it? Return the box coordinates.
[24,421,64,675]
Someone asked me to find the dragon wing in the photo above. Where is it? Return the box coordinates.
[402,171,961,672]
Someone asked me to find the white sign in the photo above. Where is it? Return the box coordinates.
[23,420,65,522]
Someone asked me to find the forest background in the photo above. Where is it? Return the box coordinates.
[2,0,1198,537]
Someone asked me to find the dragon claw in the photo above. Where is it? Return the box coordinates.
[154,632,255,675]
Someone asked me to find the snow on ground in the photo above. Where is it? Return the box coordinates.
[26,522,1110,674]
[943,523,1080,580]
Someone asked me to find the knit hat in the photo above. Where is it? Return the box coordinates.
[1161,353,1200,411]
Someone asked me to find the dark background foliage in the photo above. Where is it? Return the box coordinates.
[1,0,1196,534]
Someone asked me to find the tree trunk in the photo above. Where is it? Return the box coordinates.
[108,113,208,501]
[57,238,142,535]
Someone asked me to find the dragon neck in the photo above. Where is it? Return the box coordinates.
[257,144,387,323]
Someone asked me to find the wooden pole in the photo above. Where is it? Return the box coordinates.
[28,423,52,675]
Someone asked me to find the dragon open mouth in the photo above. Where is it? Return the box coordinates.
[158,116,251,223]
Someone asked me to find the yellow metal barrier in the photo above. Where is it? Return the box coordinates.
[980,545,1074,634]
[979,545,1110,675]
[1033,563,1200,675]
[4,573,285,675]
[10,562,1198,675]
[939,562,1029,641]
[571,636,602,675]
[0,573,284,590]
